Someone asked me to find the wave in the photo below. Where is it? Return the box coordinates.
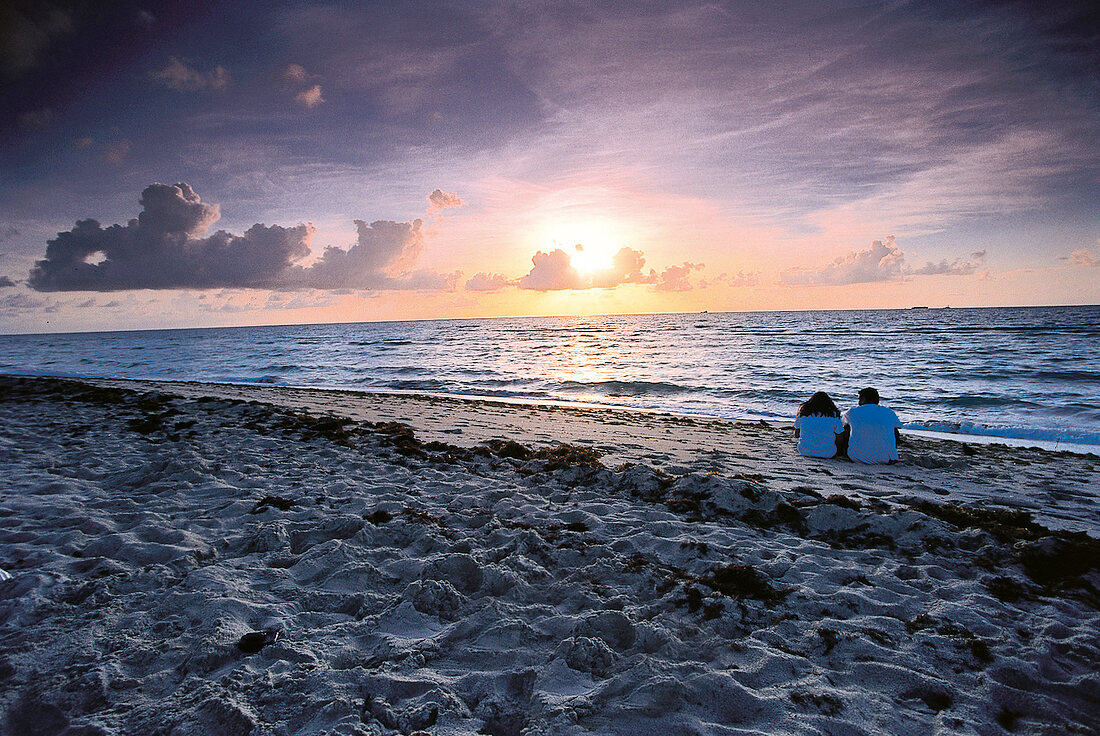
[556,379,690,397]
[907,421,1100,447]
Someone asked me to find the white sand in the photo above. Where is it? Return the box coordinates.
[1,376,1098,735]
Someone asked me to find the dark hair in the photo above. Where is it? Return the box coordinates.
[858,387,880,404]
[798,391,840,418]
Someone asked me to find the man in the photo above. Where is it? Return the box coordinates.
[838,387,902,464]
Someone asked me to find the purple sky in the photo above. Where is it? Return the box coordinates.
[1,1,1097,332]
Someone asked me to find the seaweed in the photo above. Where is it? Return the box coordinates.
[482,439,533,460]
[251,495,296,513]
[790,691,844,716]
[909,501,1046,543]
[364,509,393,525]
[701,563,787,604]
[532,443,603,470]
[824,494,862,511]
[986,576,1031,603]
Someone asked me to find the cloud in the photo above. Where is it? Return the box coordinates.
[655,262,704,292]
[465,272,511,291]
[0,3,73,76]
[0,293,57,313]
[152,57,230,92]
[102,140,130,166]
[517,248,582,291]
[284,218,458,290]
[428,189,463,214]
[781,237,992,285]
[713,271,760,288]
[295,84,324,108]
[27,183,457,293]
[282,64,309,83]
[782,237,907,286]
[1064,248,1100,268]
[517,246,659,291]
[911,251,987,276]
[0,276,15,287]
[19,108,52,131]
[73,136,93,149]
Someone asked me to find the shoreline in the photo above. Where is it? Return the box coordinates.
[11,374,1100,536]
[38,374,1100,458]
[1,374,1098,734]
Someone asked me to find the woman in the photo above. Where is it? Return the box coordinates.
[794,391,844,458]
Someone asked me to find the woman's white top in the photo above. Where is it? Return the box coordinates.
[794,414,844,458]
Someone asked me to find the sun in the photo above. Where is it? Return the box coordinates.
[569,242,614,274]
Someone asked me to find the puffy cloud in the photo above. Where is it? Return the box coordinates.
[516,246,662,291]
[465,272,511,291]
[27,183,456,293]
[911,251,986,276]
[655,262,704,292]
[73,136,93,149]
[517,248,582,291]
[428,189,463,214]
[590,247,655,288]
[282,64,309,83]
[295,84,324,108]
[285,218,457,290]
[152,57,230,92]
[0,276,15,287]
[782,237,907,286]
[1065,248,1100,267]
[783,236,995,285]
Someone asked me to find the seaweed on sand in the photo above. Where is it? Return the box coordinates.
[251,495,296,513]
[701,563,788,605]
[531,443,603,470]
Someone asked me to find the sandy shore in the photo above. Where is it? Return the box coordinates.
[1,375,1098,735]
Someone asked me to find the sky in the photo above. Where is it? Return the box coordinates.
[1,0,1098,334]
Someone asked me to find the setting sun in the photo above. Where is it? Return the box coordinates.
[569,243,614,274]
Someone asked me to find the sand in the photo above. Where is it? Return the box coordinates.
[1,375,1097,735]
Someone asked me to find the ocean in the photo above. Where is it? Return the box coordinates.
[2,305,1098,452]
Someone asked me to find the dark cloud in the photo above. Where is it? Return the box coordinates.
[151,57,230,92]
[465,272,511,291]
[0,276,15,287]
[0,3,73,76]
[781,237,989,285]
[19,108,53,131]
[27,183,456,293]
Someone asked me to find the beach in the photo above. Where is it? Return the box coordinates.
[1,375,1098,735]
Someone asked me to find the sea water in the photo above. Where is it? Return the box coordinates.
[2,306,1098,451]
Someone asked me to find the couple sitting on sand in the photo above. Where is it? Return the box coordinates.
[794,387,902,464]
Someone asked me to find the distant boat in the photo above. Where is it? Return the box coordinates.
[910,306,930,310]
